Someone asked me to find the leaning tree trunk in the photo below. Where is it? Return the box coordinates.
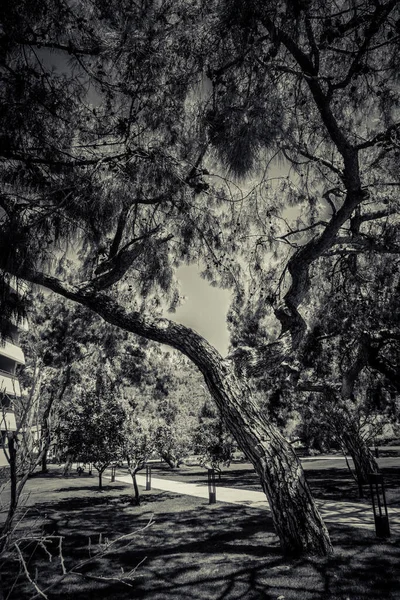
[16,274,333,556]
[202,364,333,555]
[41,446,48,474]
[341,429,379,498]
[160,452,179,469]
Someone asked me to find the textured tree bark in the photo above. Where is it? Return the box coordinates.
[6,272,333,555]
[201,363,333,556]
[85,296,332,554]
[341,430,379,498]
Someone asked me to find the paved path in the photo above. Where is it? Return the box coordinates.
[113,472,400,534]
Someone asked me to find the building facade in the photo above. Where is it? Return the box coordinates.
[0,320,26,467]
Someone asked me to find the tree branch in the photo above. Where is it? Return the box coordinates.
[304,12,320,71]
[0,150,128,169]
[275,186,368,345]
[332,235,400,255]
[258,9,353,163]
[341,334,369,399]
[282,147,343,177]
[14,37,102,56]
[358,207,399,222]
[92,228,172,291]
[368,351,400,392]
[277,220,329,241]
[0,267,225,376]
[108,206,132,260]
[355,122,400,151]
[329,1,398,95]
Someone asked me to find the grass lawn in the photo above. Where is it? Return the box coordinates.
[1,467,400,600]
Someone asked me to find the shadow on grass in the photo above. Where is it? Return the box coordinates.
[111,517,400,600]
[305,468,363,502]
[40,517,400,600]
[3,472,400,600]
[380,467,400,491]
[306,467,400,505]
[30,490,179,516]
[56,484,128,494]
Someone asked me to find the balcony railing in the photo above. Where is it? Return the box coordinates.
[0,340,25,365]
[0,372,21,396]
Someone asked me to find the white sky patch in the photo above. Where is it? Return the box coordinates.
[172,266,231,357]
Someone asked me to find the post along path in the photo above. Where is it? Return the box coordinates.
[113,456,400,534]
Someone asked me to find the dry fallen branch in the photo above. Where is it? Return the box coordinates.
[11,515,154,600]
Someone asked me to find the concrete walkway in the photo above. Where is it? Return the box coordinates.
[113,472,400,534]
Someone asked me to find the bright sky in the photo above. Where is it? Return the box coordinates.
[172,266,231,356]
[169,159,292,357]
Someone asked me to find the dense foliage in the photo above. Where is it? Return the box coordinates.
[2,0,400,555]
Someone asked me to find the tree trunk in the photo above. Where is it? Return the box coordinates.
[341,430,379,498]
[13,273,333,555]
[40,367,72,475]
[131,472,140,505]
[39,405,52,474]
[160,452,179,469]
[63,456,72,476]
[0,435,18,553]
[0,432,53,553]
[0,436,33,552]
[203,367,332,555]
[41,441,48,474]
[98,469,103,490]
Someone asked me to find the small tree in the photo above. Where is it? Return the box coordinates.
[121,411,156,505]
[57,384,125,490]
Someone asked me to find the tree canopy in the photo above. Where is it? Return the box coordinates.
[2,0,400,556]
[1,0,399,371]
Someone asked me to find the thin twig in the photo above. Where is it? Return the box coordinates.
[15,543,48,600]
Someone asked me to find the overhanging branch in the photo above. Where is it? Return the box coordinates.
[91,232,173,291]
[0,266,225,375]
